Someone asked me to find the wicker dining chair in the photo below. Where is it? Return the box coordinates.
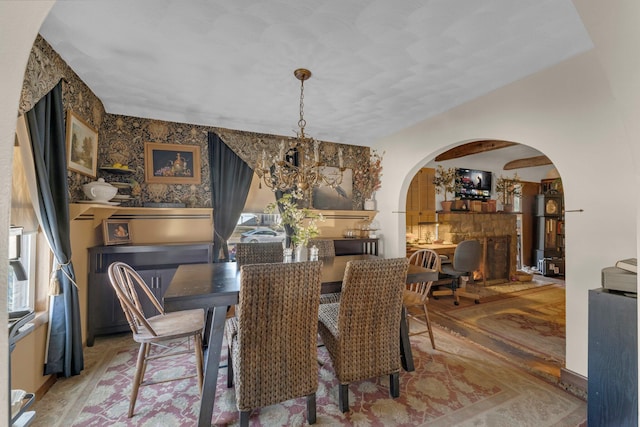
[107,262,204,418]
[225,261,323,426]
[404,249,440,349]
[235,241,284,265]
[317,257,409,413]
[308,239,336,258]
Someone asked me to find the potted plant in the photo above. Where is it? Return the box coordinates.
[495,172,522,212]
[265,192,323,260]
[433,165,458,211]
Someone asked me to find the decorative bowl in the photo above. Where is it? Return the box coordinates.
[82,178,118,202]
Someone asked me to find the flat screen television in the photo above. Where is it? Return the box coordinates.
[455,168,492,200]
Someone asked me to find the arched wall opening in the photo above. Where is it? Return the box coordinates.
[403,139,568,380]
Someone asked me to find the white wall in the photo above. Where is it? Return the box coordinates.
[1,0,639,409]
[0,1,56,421]
[373,0,640,378]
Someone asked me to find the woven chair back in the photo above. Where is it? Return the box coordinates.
[307,239,336,257]
[337,257,409,381]
[234,260,323,410]
[235,242,284,265]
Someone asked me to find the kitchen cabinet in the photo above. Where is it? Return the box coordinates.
[406,167,436,232]
[87,243,213,346]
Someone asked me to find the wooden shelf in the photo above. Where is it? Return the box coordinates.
[69,204,213,227]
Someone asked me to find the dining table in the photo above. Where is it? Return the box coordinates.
[163,254,438,427]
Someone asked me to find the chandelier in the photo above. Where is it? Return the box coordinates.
[256,68,344,193]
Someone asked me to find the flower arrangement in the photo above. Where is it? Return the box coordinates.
[432,165,458,201]
[495,172,522,204]
[265,192,324,247]
[354,149,384,200]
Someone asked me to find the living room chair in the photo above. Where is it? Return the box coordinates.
[225,261,323,426]
[432,239,482,305]
[107,262,204,418]
[317,257,409,413]
[404,249,440,349]
[235,241,283,265]
[308,238,336,257]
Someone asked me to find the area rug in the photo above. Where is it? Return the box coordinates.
[439,284,566,362]
[32,327,585,427]
[434,276,560,302]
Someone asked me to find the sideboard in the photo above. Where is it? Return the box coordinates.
[86,242,213,346]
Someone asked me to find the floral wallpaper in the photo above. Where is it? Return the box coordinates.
[21,36,374,209]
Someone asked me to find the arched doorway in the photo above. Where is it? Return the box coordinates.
[404,140,567,383]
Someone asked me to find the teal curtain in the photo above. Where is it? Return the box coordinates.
[208,132,253,262]
[25,81,84,376]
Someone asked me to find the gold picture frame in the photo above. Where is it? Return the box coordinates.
[102,220,132,246]
[66,110,98,178]
[144,142,201,184]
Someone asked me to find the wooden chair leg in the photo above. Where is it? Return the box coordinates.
[128,342,148,418]
[194,333,204,392]
[227,345,233,388]
[389,372,400,398]
[338,383,349,413]
[307,392,316,424]
[422,303,436,349]
[239,411,250,427]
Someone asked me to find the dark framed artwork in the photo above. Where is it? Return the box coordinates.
[102,220,132,245]
[144,142,201,184]
[66,110,98,177]
[312,167,353,210]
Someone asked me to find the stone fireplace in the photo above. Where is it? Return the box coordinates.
[437,212,518,284]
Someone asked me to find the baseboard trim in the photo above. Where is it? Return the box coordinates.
[35,375,57,402]
[560,368,587,397]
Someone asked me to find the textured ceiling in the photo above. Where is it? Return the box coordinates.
[39,0,592,148]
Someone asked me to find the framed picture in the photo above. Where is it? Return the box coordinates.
[66,110,98,177]
[312,167,353,210]
[102,220,132,246]
[144,142,201,184]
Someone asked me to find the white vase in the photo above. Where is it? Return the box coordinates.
[295,244,308,262]
[364,198,376,210]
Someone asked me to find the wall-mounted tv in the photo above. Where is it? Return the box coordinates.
[455,168,492,200]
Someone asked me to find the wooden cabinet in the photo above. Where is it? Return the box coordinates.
[333,238,378,256]
[534,194,564,276]
[406,168,436,229]
[87,242,213,346]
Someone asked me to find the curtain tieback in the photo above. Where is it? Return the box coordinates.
[49,260,79,296]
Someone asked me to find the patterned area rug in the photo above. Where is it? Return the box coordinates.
[32,326,585,427]
[436,284,566,362]
[434,276,561,302]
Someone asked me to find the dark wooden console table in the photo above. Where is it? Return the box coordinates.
[332,237,379,256]
[86,242,213,346]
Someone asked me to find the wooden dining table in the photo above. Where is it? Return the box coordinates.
[163,254,438,427]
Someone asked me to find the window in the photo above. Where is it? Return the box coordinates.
[8,230,36,313]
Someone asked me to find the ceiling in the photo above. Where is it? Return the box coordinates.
[39,0,593,164]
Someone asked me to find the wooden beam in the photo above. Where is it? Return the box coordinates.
[435,140,517,161]
[503,155,552,170]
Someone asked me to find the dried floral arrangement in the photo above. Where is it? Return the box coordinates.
[354,149,384,200]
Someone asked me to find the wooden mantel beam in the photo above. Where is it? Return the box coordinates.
[435,140,517,161]
[503,155,552,170]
